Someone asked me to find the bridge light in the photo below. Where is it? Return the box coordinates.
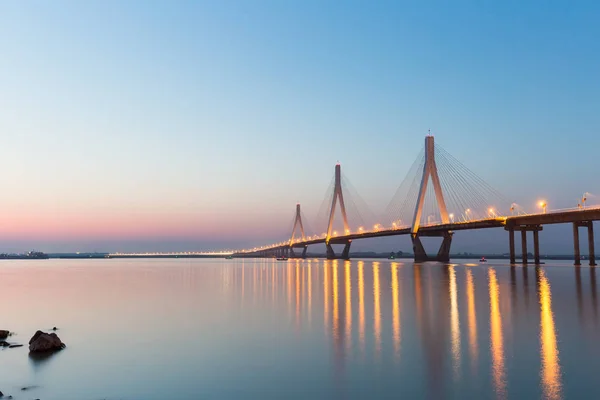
[392,222,397,228]
[538,201,547,214]
[449,213,454,223]
[345,229,350,234]
[358,226,364,233]
[333,231,338,236]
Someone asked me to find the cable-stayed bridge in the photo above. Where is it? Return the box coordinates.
[233,135,600,266]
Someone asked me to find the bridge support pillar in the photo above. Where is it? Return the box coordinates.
[290,246,307,259]
[533,229,540,265]
[411,231,453,263]
[587,222,596,266]
[508,228,516,264]
[326,241,351,260]
[573,222,581,266]
[521,229,528,265]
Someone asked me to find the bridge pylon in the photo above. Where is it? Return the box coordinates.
[289,203,308,258]
[411,135,452,262]
[289,203,306,244]
[326,163,351,259]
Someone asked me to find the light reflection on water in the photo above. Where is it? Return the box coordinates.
[0,259,599,399]
[489,268,506,399]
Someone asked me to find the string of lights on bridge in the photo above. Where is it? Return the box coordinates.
[235,196,598,253]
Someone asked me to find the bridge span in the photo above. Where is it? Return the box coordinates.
[233,136,599,266]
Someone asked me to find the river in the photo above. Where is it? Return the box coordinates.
[1,258,599,399]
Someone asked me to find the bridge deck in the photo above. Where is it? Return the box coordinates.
[237,208,600,255]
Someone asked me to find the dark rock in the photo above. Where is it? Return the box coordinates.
[8,344,23,348]
[0,389,3,396]
[28,330,65,353]
[52,326,58,331]
[0,341,9,347]
[0,330,8,339]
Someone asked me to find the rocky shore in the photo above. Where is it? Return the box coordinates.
[0,328,65,399]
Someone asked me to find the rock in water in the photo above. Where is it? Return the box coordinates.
[0,330,9,339]
[28,330,65,353]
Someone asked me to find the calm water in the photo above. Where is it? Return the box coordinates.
[1,258,600,399]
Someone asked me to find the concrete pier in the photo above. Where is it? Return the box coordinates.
[587,222,596,266]
[509,228,516,264]
[573,222,582,266]
[411,231,453,263]
[533,229,540,265]
[521,229,528,265]
[326,240,351,260]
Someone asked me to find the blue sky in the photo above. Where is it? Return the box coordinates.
[0,1,598,252]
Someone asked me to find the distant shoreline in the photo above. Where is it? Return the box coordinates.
[0,252,586,261]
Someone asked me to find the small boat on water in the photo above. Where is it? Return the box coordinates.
[225,255,233,260]
[479,257,487,263]
[276,257,288,261]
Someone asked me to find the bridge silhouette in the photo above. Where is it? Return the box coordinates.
[233,135,600,266]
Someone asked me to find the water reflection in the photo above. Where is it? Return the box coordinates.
[358,261,365,352]
[489,268,506,398]
[466,268,478,374]
[449,265,461,380]
[391,262,401,361]
[373,261,381,357]
[344,262,352,352]
[5,259,600,400]
[307,264,312,325]
[333,260,340,341]
[537,268,562,400]
[591,267,598,322]
[324,261,329,330]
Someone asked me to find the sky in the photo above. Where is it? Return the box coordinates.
[0,1,599,253]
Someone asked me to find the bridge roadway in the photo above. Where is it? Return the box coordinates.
[235,207,600,265]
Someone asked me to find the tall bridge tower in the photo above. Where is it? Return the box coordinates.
[325,163,351,259]
[326,163,350,241]
[290,203,306,244]
[411,135,453,262]
[289,203,308,258]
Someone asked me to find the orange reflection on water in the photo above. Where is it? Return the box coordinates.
[241,264,245,299]
[287,264,292,311]
[489,268,506,398]
[296,263,300,328]
[344,261,352,350]
[466,269,478,371]
[538,269,562,400]
[391,262,401,360]
[332,260,340,340]
[271,263,275,302]
[302,265,306,308]
[358,261,365,352]
[324,262,329,330]
[373,262,381,356]
[449,266,461,379]
[253,264,258,302]
[414,265,423,328]
[308,264,312,325]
